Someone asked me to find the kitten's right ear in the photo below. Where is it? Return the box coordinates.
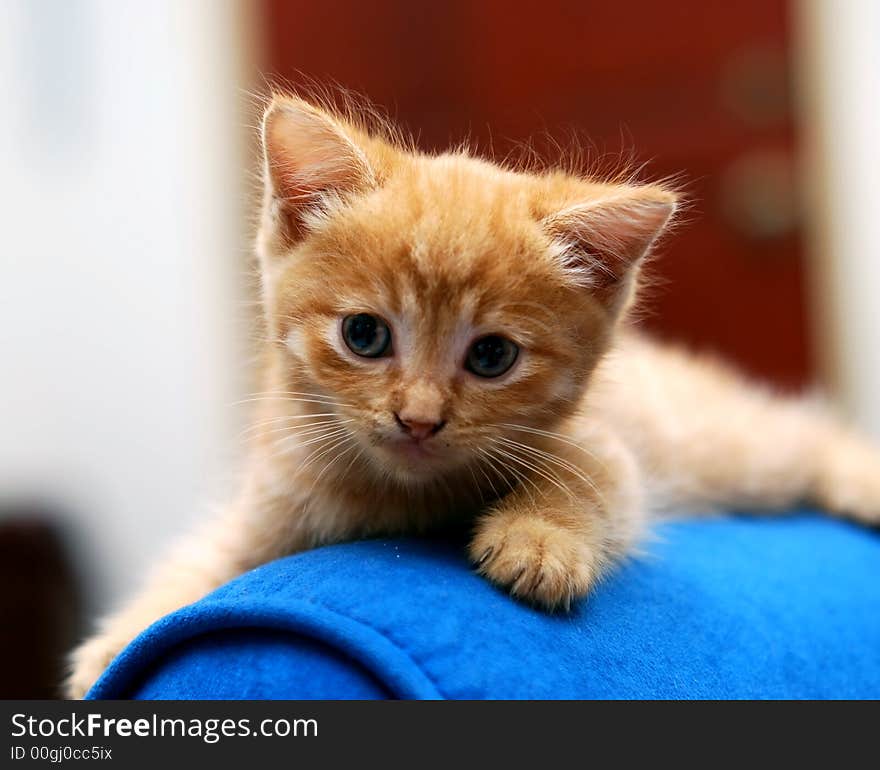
[261,97,376,241]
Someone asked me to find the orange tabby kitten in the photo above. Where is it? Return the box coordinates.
[67,94,880,698]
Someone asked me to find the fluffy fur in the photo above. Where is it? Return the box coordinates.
[66,94,880,698]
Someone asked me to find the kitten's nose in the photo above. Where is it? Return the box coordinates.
[394,412,445,440]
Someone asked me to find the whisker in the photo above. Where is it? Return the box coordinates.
[495,435,603,500]
[275,426,352,453]
[296,432,355,476]
[474,457,503,501]
[310,438,358,488]
[465,463,486,507]
[234,396,353,409]
[476,448,508,493]
[247,412,342,425]
[298,437,359,521]
[480,447,539,506]
[336,444,366,486]
[260,419,353,441]
[496,435,607,507]
[480,448,520,499]
[235,390,353,407]
[241,414,347,438]
[488,440,575,501]
[498,423,609,472]
[499,442,578,501]
[242,390,349,403]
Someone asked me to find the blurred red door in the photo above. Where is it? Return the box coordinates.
[262,0,809,389]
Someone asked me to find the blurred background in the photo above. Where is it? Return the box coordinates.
[1,0,877,696]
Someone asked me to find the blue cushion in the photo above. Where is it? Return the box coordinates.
[86,512,880,699]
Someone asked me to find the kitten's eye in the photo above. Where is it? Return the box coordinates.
[466,335,519,378]
[342,313,392,358]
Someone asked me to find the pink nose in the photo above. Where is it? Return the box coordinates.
[395,413,445,440]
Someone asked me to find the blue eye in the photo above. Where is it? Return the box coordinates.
[342,313,391,358]
[466,335,519,378]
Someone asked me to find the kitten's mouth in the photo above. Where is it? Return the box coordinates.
[374,433,455,478]
[388,435,437,461]
[370,429,462,478]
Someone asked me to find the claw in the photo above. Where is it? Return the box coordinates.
[476,546,494,566]
[529,571,545,595]
[510,567,528,595]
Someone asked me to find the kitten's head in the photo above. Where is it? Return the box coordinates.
[257,95,675,483]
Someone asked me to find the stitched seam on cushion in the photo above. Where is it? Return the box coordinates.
[129,624,396,700]
[91,597,449,700]
[266,595,453,699]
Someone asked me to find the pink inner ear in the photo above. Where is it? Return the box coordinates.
[546,192,676,290]
[263,101,372,207]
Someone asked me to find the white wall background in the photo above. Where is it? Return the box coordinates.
[0,0,255,612]
[795,0,880,439]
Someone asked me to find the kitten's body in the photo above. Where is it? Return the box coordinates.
[67,96,880,698]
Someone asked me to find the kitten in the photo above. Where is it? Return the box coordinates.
[66,94,880,698]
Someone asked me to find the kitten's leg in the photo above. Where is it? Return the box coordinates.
[813,427,880,525]
[65,501,299,699]
[469,425,645,610]
[610,339,880,524]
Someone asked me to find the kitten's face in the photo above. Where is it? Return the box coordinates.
[260,96,674,484]
[273,160,607,481]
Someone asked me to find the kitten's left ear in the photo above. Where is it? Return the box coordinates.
[544,186,676,313]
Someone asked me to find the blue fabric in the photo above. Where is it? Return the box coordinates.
[87,512,880,700]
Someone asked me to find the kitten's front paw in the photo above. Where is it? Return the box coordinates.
[469,515,596,611]
[65,634,126,699]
